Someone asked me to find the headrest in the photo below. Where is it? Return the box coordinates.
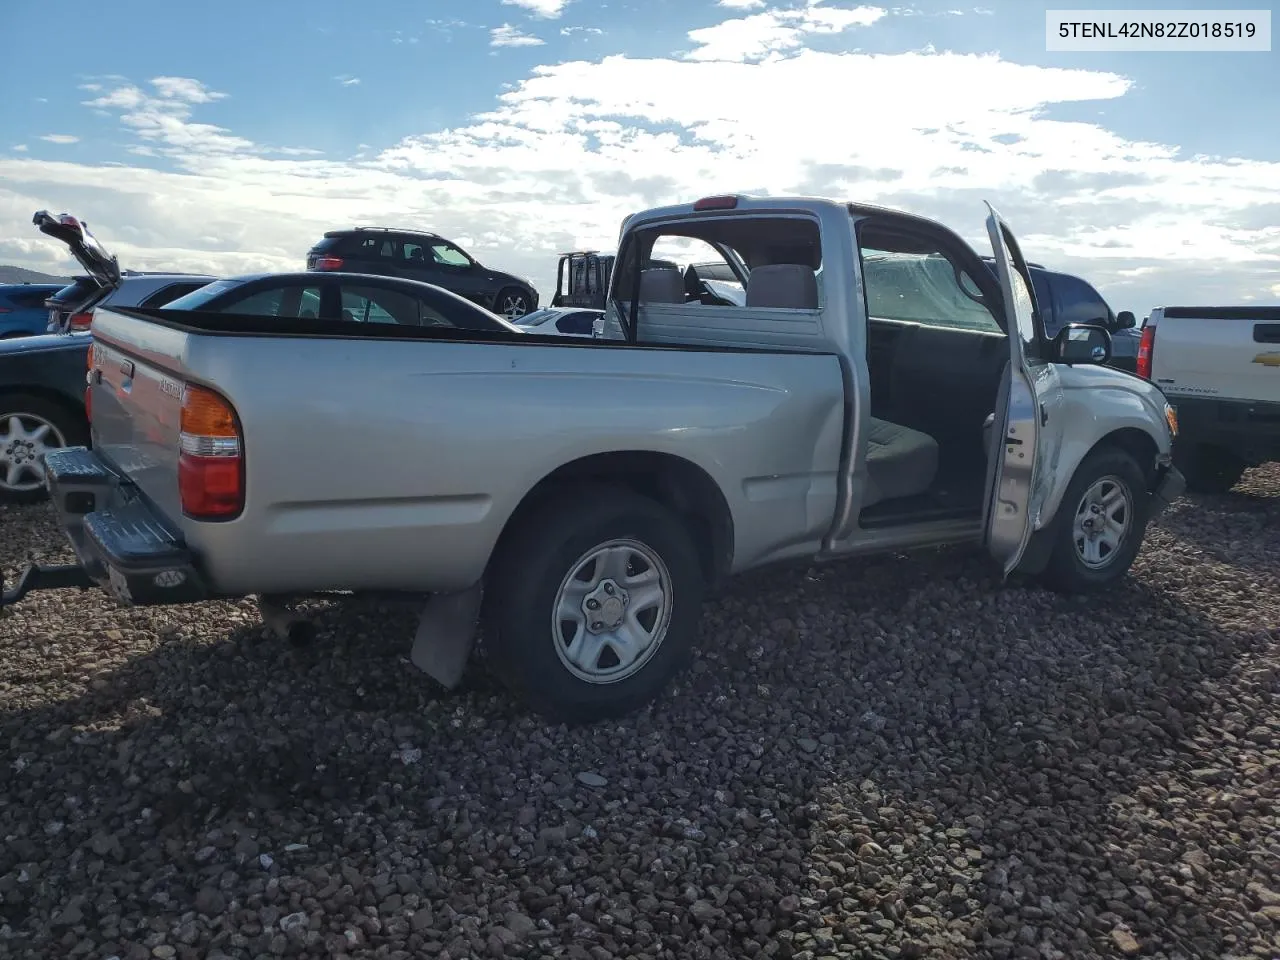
[745,264,819,309]
[638,267,685,304]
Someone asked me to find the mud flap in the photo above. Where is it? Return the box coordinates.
[410,584,483,689]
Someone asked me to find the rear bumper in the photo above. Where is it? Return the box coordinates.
[0,447,210,609]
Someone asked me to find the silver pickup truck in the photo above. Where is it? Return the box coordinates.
[4,198,1185,722]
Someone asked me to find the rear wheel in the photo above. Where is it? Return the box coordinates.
[0,394,89,504]
[482,486,705,723]
[1040,446,1149,594]
[496,288,532,322]
[1175,443,1246,494]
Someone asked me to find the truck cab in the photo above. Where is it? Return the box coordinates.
[599,194,1183,580]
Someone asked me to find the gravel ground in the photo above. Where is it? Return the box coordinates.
[1,470,1278,960]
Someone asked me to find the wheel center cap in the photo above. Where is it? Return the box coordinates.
[600,597,625,625]
[584,579,629,631]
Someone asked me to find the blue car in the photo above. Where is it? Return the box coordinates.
[0,283,64,338]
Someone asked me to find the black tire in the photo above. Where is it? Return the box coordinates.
[482,485,705,723]
[0,393,89,504]
[1174,443,1246,495]
[494,287,532,322]
[1039,445,1150,595]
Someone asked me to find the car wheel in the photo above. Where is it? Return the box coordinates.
[0,393,89,504]
[1039,445,1150,594]
[496,288,532,322]
[1174,442,1246,495]
[482,484,705,723]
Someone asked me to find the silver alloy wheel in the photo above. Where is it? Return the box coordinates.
[501,293,529,321]
[0,413,67,492]
[1072,474,1132,569]
[551,538,675,684]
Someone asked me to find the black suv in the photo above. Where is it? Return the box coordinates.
[307,228,539,321]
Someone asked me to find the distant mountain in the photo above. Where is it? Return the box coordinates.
[0,264,70,285]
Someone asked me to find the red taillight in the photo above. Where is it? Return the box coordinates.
[0,307,11,314]
[693,195,739,211]
[178,384,244,520]
[68,311,93,332]
[313,255,344,271]
[1136,325,1155,379]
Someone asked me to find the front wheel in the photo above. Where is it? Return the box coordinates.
[495,288,532,322]
[1039,446,1150,594]
[482,486,705,723]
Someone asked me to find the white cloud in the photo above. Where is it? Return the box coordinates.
[335,75,361,86]
[12,145,28,153]
[686,5,887,61]
[718,0,765,8]
[38,134,80,144]
[150,76,226,104]
[561,25,603,36]
[490,24,545,47]
[501,0,569,17]
[2,4,1279,312]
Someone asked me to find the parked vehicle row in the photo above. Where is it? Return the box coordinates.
[0,214,532,502]
[3,195,1184,726]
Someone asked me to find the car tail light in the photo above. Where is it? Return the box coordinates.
[1136,325,1155,379]
[0,306,10,314]
[68,311,93,332]
[178,384,244,520]
[312,255,344,271]
[693,195,739,211]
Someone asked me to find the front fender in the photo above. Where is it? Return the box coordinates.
[1038,380,1173,528]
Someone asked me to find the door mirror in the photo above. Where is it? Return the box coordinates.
[1114,310,1136,330]
[1053,323,1112,365]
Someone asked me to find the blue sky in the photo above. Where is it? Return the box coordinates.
[1,0,1277,308]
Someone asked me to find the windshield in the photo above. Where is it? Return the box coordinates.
[162,279,238,310]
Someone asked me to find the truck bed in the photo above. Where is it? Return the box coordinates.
[85,304,849,597]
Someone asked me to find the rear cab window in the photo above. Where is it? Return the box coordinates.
[609,213,821,344]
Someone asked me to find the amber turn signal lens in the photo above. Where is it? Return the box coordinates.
[181,384,238,438]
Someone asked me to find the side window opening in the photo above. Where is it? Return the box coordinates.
[349,236,396,259]
[429,242,472,268]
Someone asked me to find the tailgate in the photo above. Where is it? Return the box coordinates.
[1153,313,1280,405]
[88,306,193,521]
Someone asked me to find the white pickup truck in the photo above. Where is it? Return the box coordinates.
[1139,305,1280,492]
[4,197,1184,722]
